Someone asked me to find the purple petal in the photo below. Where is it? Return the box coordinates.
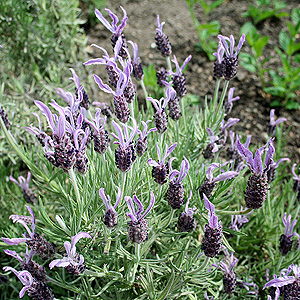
[25,205,35,234]
[263,277,295,289]
[112,120,125,146]
[148,159,159,167]
[163,143,177,163]
[133,195,144,218]
[69,68,80,88]
[114,186,122,209]
[235,34,246,56]
[34,101,56,132]
[49,259,70,269]
[213,171,238,183]
[4,249,23,262]
[95,8,113,32]
[71,232,92,249]
[236,140,254,170]
[141,191,155,219]
[94,74,114,94]
[2,237,28,245]
[206,163,219,182]
[253,149,263,174]
[204,194,215,215]
[99,188,109,209]
[84,58,106,65]
[264,139,275,170]
[181,55,192,72]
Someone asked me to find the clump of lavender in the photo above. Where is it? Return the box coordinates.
[198,163,238,199]
[135,120,156,157]
[126,192,155,244]
[169,55,191,98]
[224,87,240,115]
[156,67,168,87]
[95,6,128,58]
[2,267,54,300]
[237,139,275,209]
[49,232,92,275]
[166,156,189,209]
[147,87,174,133]
[177,191,197,232]
[155,15,172,57]
[267,157,290,184]
[263,264,300,300]
[279,213,297,256]
[0,105,10,130]
[85,109,110,155]
[111,118,137,172]
[99,187,121,229]
[217,34,245,80]
[148,142,177,185]
[201,194,223,258]
[94,69,131,123]
[203,128,219,160]
[69,68,90,110]
[268,109,286,136]
[292,164,300,202]
[128,41,144,81]
[10,172,37,204]
[2,206,56,260]
[213,249,238,294]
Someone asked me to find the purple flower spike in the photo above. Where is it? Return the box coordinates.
[213,42,225,79]
[217,34,245,80]
[100,186,121,229]
[155,15,172,57]
[112,118,137,172]
[279,212,297,255]
[201,194,223,257]
[177,191,197,232]
[268,109,287,135]
[49,232,92,275]
[227,206,251,235]
[95,6,128,58]
[128,40,144,80]
[136,120,156,157]
[126,192,155,243]
[225,87,240,115]
[148,142,177,185]
[9,172,37,204]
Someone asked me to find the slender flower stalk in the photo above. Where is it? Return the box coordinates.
[49,232,92,275]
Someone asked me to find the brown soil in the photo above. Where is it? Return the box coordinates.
[84,0,300,162]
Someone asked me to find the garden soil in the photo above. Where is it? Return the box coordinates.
[83,0,300,163]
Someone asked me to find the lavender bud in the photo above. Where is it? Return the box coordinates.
[156,67,168,88]
[282,282,300,299]
[213,61,224,79]
[168,95,182,121]
[223,273,237,294]
[152,163,169,185]
[279,234,293,256]
[0,106,10,130]
[167,182,185,209]
[114,95,130,123]
[245,173,268,209]
[28,281,54,300]
[21,260,47,283]
[93,129,110,155]
[154,109,168,134]
[267,165,276,184]
[25,233,56,260]
[103,208,118,229]
[45,153,60,168]
[177,210,197,233]
[127,218,149,244]
[115,142,136,173]
[101,104,114,119]
[123,79,136,103]
[136,137,148,157]
[198,179,216,199]
[65,252,86,275]
[201,224,223,258]
[111,33,128,59]
[172,73,187,98]
[75,149,89,175]
[132,61,144,81]
[203,144,216,160]
[106,65,119,88]
[222,56,238,81]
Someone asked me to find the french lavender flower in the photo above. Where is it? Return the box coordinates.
[227,206,251,237]
[279,213,297,256]
[267,158,290,184]
[135,120,156,157]
[213,42,225,79]
[10,172,37,204]
[198,163,238,199]
[0,105,10,130]
[218,118,240,146]
[111,118,137,172]
[156,67,168,88]
[25,113,48,147]
[218,34,245,81]
[155,15,172,57]
[292,164,300,202]
[203,128,219,160]
[268,109,287,135]
[35,101,76,171]
[263,264,300,300]
[4,249,46,282]
[169,55,192,98]
[49,232,92,275]
[69,68,90,110]
[224,87,240,115]
[99,186,121,229]
[2,206,56,260]
[73,128,89,175]
[93,101,114,119]
[177,191,197,232]
[95,6,128,58]
[167,156,190,209]
[85,109,110,155]
[163,81,182,121]
[147,87,175,133]
[128,41,144,81]
[125,192,155,243]
[201,194,223,258]
[148,142,177,185]
[237,139,275,209]
[213,248,238,294]
[94,69,130,123]
[2,267,54,300]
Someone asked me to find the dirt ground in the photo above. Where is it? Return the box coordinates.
[84,0,300,162]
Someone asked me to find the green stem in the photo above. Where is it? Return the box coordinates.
[213,80,229,123]
[68,168,81,204]
[131,243,141,282]
[180,97,187,131]
[166,56,172,72]
[212,78,221,108]
[140,79,148,101]
[216,207,253,215]
[104,228,111,255]
[176,120,180,142]
[130,101,134,119]
[162,209,175,229]
[121,172,127,197]
[199,256,210,270]
[46,276,81,293]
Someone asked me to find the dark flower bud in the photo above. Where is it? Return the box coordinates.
[156,67,168,88]
[114,95,130,124]
[22,189,37,204]
[74,149,89,175]
[127,218,149,244]
[154,109,168,134]
[201,224,223,258]
[93,129,110,155]
[64,252,86,275]
[155,16,172,57]
[136,137,148,157]
[213,61,224,79]
[203,144,216,160]
[124,79,136,103]
[0,106,10,130]
[223,272,237,294]
[282,281,300,300]
[45,153,60,168]
[103,208,118,229]
[279,234,294,256]
[111,33,128,59]
[177,194,197,233]
[198,179,216,199]
[168,95,182,121]
[28,281,54,300]
[21,260,47,283]
[115,143,136,173]
[106,65,119,88]
[222,56,238,81]
[152,163,169,185]
[132,61,144,81]
[172,74,187,98]
[167,181,184,209]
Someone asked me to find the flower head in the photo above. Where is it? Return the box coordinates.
[268,109,286,135]
[155,15,172,57]
[169,55,192,76]
[177,191,197,232]
[169,156,190,184]
[218,34,246,59]
[9,172,31,192]
[148,142,177,168]
[225,87,240,114]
